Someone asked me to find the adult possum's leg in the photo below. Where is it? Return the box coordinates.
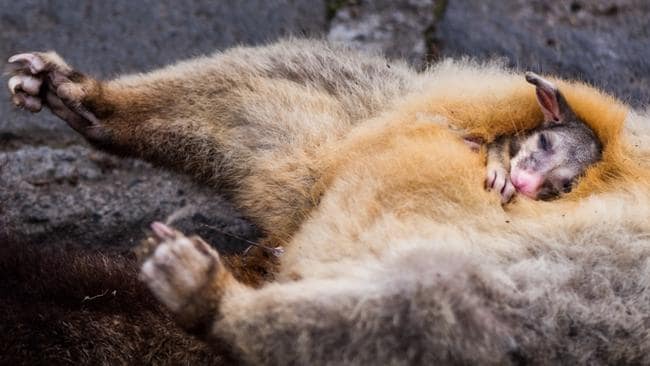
[6,41,413,160]
[6,43,414,236]
[7,51,231,159]
[6,51,321,235]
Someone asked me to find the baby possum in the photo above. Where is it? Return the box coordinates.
[485,72,602,203]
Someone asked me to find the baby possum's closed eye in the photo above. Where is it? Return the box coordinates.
[480,72,602,203]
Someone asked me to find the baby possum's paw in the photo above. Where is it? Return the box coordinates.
[7,52,101,137]
[140,222,222,313]
[486,164,516,203]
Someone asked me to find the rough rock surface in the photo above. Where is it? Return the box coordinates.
[1,0,327,251]
[328,0,444,68]
[0,146,255,252]
[437,0,650,108]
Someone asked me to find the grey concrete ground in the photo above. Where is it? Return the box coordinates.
[1,0,648,252]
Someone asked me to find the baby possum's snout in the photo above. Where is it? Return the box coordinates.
[509,126,601,200]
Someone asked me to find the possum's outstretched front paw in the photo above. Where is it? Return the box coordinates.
[140,222,223,314]
[486,164,516,203]
[7,52,102,139]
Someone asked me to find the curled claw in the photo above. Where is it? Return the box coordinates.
[137,222,180,261]
[151,221,178,240]
[500,179,516,204]
[8,53,46,74]
[485,165,517,203]
[8,75,42,95]
[8,77,21,94]
[486,170,497,190]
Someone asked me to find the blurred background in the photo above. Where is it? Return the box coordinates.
[1,0,649,253]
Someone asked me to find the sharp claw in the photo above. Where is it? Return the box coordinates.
[486,171,495,190]
[7,55,21,64]
[8,53,45,74]
[8,77,21,94]
[500,182,516,204]
[151,222,177,240]
[8,75,42,95]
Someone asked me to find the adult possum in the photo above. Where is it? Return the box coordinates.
[7,39,650,365]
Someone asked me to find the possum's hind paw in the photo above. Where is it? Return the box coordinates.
[140,222,222,313]
[7,51,101,136]
[486,164,516,203]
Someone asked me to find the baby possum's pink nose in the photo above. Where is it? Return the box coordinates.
[510,170,543,198]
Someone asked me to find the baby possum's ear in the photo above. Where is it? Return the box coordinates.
[525,72,574,125]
